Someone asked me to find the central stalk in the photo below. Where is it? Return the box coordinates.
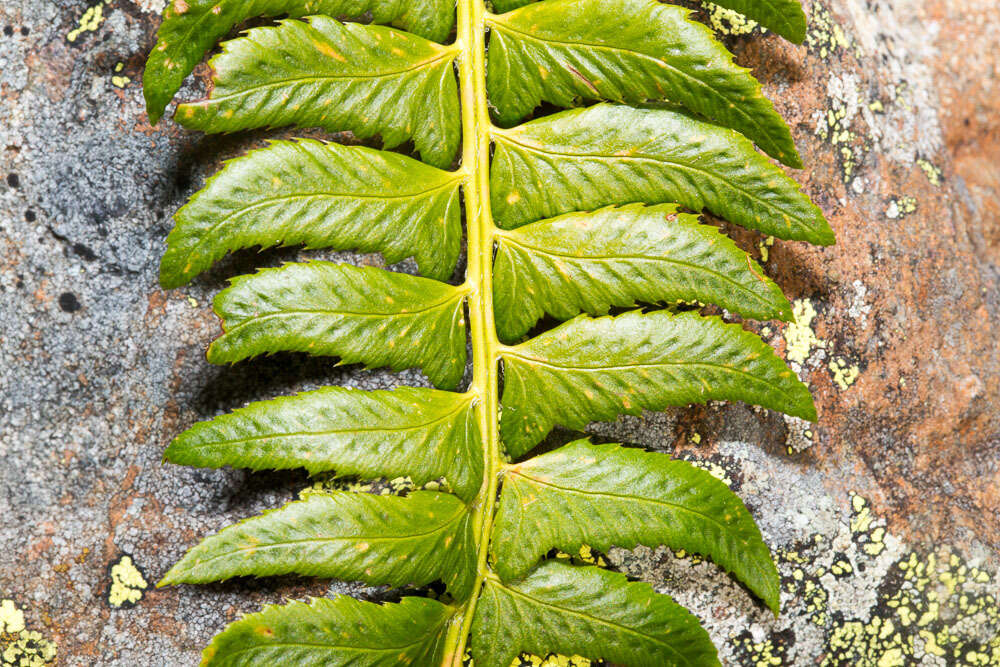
[444,0,501,663]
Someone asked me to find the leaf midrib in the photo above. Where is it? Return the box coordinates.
[502,353,800,403]
[495,133,807,227]
[179,397,473,449]
[506,469,735,530]
[172,499,469,572]
[220,292,464,331]
[499,235,775,308]
[197,50,457,104]
[487,576,692,665]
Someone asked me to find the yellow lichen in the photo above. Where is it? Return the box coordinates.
[0,600,57,666]
[829,356,860,390]
[67,1,111,43]
[885,195,917,220]
[784,299,825,365]
[916,159,943,187]
[804,3,850,60]
[702,2,763,37]
[108,555,149,607]
[758,236,775,263]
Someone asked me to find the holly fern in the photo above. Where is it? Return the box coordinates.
[143,0,830,663]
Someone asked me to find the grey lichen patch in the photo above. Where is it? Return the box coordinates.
[813,73,868,185]
[108,554,149,608]
[784,415,816,454]
[0,599,57,666]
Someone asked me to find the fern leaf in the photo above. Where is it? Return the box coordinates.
[143,0,455,125]
[491,439,780,611]
[201,595,452,666]
[160,139,463,288]
[491,104,833,244]
[492,203,792,342]
[207,262,467,390]
[489,0,807,44]
[487,0,800,166]
[709,0,808,43]
[160,491,477,598]
[500,310,815,456]
[174,17,460,168]
[165,386,483,500]
[470,561,719,667]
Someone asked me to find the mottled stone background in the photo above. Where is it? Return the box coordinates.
[1,0,998,665]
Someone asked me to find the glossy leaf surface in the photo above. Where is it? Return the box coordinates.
[175,17,460,167]
[490,0,807,43]
[491,439,780,611]
[143,0,456,124]
[161,491,477,598]
[201,595,452,666]
[491,104,833,244]
[500,310,816,456]
[469,561,720,667]
[492,203,792,342]
[160,139,463,288]
[165,386,483,500]
[207,262,467,390]
[487,0,799,166]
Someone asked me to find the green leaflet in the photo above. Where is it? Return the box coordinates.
[143,0,456,125]
[175,17,461,168]
[201,595,452,666]
[469,561,720,667]
[207,262,467,390]
[486,0,800,166]
[160,139,463,288]
[160,490,477,598]
[165,386,484,500]
[491,104,833,244]
[500,310,815,456]
[709,0,808,43]
[492,203,792,342]
[491,439,780,611]
[489,0,807,43]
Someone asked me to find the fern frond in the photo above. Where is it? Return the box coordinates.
[491,104,833,244]
[487,0,800,166]
[470,561,720,667]
[160,139,462,287]
[160,490,477,598]
[493,203,792,342]
[491,439,780,611]
[500,310,815,456]
[201,595,452,666]
[175,17,460,167]
[165,386,483,500]
[207,262,467,390]
[144,0,835,660]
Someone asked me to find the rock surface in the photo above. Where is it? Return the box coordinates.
[1,0,998,665]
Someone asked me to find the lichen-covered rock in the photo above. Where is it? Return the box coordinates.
[1,0,997,664]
